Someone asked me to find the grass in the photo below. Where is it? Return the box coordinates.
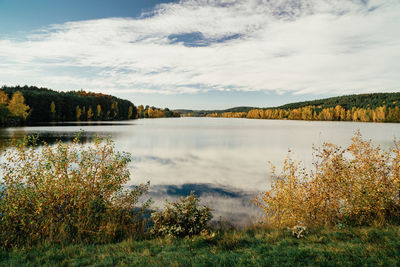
[1,226,400,266]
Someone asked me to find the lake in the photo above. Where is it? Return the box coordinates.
[1,117,399,226]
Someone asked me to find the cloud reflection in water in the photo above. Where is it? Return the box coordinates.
[148,183,262,227]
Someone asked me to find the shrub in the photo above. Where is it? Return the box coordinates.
[0,135,150,247]
[255,131,400,228]
[150,192,212,237]
[288,226,308,239]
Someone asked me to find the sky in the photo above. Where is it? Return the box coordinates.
[0,0,399,109]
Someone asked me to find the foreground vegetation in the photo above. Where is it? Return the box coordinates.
[1,132,400,265]
[256,131,400,228]
[1,226,399,266]
[0,136,151,247]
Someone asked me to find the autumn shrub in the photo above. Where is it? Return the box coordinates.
[150,192,212,237]
[255,131,400,228]
[0,136,150,248]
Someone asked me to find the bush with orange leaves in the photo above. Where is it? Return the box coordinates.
[0,136,150,248]
[255,132,400,228]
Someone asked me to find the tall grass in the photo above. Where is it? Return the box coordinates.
[1,226,400,266]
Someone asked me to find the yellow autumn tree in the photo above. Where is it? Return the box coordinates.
[50,101,56,114]
[288,108,302,120]
[96,104,102,120]
[387,107,400,122]
[345,109,352,121]
[301,106,313,120]
[111,101,119,118]
[372,106,386,122]
[50,101,56,121]
[334,105,346,120]
[7,91,30,119]
[0,90,9,106]
[246,109,263,119]
[137,105,144,118]
[206,113,218,118]
[128,106,133,119]
[76,106,82,121]
[87,106,94,121]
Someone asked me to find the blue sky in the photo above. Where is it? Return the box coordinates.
[0,0,176,35]
[0,0,399,109]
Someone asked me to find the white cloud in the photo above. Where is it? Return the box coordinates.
[0,0,399,96]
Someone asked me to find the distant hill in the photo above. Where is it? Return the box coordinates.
[276,92,400,110]
[177,93,400,115]
[175,106,255,117]
[177,92,400,122]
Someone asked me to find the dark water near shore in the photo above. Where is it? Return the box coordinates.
[1,118,399,226]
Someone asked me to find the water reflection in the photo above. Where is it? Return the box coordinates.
[0,118,399,226]
[0,129,101,146]
[148,183,259,226]
[161,183,243,198]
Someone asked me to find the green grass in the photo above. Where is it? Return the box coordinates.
[1,226,400,266]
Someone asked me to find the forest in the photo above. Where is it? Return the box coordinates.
[278,92,400,110]
[1,87,399,124]
[0,86,137,125]
[137,105,180,119]
[189,92,400,122]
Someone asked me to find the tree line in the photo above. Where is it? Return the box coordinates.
[0,86,137,125]
[137,105,180,118]
[207,105,400,122]
[278,92,400,110]
[205,93,400,122]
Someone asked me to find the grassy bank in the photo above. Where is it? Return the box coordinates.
[1,226,399,266]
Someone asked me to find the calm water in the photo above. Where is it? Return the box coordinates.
[1,118,399,226]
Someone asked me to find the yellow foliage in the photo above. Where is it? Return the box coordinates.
[0,90,9,105]
[128,106,134,119]
[50,101,56,114]
[208,104,400,123]
[96,104,102,118]
[7,91,30,118]
[75,106,82,121]
[0,136,149,247]
[217,112,247,118]
[147,107,165,118]
[255,132,400,228]
[111,101,119,118]
[87,106,94,121]
[206,113,219,118]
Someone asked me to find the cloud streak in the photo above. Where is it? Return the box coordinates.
[0,0,399,96]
